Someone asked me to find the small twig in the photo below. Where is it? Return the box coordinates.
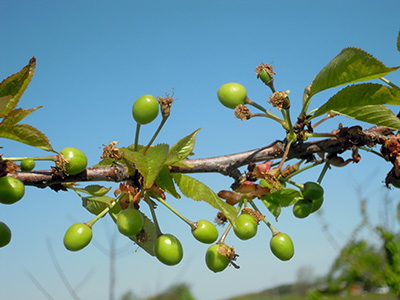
[46,238,81,300]
[25,269,55,300]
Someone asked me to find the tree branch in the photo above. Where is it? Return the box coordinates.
[15,125,393,189]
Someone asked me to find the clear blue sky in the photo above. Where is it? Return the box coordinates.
[1,1,400,300]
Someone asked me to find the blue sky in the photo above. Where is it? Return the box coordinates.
[1,1,400,300]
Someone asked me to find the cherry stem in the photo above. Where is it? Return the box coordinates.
[380,77,400,91]
[4,155,58,162]
[268,81,276,93]
[152,193,195,229]
[218,202,242,244]
[143,115,169,155]
[134,123,141,152]
[283,107,295,138]
[284,160,323,181]
[86,194,123,227]
[277,139,293,171]
[317,161,330,185]
[312,113,336,129]
[251,200,279,236]
[218,223,232,245]
[245,97,288,129]
[143,193,162,237]
[359,147,387,160]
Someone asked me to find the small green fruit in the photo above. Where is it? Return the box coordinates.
[0,221,12,247]
[270,233,294,261]
[0,176,25,205]
[259,69,272,84]
[154,234,183,266]
[117,208,144,237]
[63,223,92,251]
[192,220,218,244]
[391,177,400,188]
[205,244,230,273]
[311,197,324,213]
[234,214,258,240]
[302,182,324,200]
[132,94,159,125]
[20,159,35,172]
[293,199,313,219]
[60,147,88,175]
[217,83,247,109]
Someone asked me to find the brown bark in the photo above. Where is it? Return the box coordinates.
[15,125,394,189]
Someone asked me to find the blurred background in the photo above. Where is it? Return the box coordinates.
[1,1,400,299]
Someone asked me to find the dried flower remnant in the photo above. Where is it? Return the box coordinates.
[101,141,122,160]
[234,104,251,121]
[269,90,290,110]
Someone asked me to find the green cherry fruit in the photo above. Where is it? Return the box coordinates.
[292,199,313,219]
[234,214,258,240]
[391,177,400,188]
[311,197,324,213]
[60,147,88,175]
[205,244,230,273]
[154,234,183,266]
[117,208,144,237]
[217,83,247,109]
[63,223,92,252]
[132,94,159,125]
[192,220,218,244]
[20,159,35,172]
[302,182,324,200]
[0,176,25,205]
[270,233,294,261]
[259,69,272,84]
[0,221,12,247]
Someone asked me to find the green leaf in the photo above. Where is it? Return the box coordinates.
[167,128,201,165]
[171,173,237,224]
[313,84,400,118]
[330,105,400,131]
[155,165,181,199]
[260,197,281,221]
[0,124,54,152]
[82,196,113,215]
[92,158,115,167]
[108,207,156,256]
[73,185,112,197]
[143,144,169,189]
[0,106,42,125]
[263,188,302,208]
[0,96,12,118]
[0,57,36,117]
[310,47,399,96]
[123,150,148,179]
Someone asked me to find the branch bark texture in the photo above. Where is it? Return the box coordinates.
[16,125,392,189]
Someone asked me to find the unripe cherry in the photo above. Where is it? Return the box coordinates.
[192,220,218,244]
[217,83,247,109]
[132,94,159,125]
[270,233,294,261]
[205,244,230,273]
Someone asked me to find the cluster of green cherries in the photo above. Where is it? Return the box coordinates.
[0,147,88,248]
[0,84,322,273]
[292,182,324,218]
[215,79,329,269]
